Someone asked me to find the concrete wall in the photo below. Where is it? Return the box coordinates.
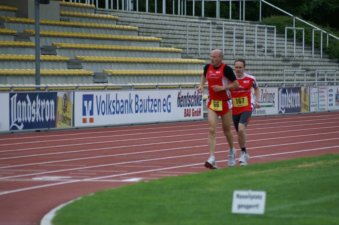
[1,0,60,20]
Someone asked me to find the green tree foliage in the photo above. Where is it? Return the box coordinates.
[263,15,339,60]
[300,0,339,29]
[268,0,339,30]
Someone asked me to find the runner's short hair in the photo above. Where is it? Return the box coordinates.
[234,58,246,67]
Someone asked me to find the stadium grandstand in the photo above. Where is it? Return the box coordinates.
[1,2,339,225]
[0,0,338,89]
[0,0,338,132]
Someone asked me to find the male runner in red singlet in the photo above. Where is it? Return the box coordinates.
[198,49,239,169]
[231,59,260,166]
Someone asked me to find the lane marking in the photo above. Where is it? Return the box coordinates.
[1,119,338,152]
[1,112,338,143]
[0,131,338,171]
[1,178,141,183]
[0,145,338,196]
[122,178,143,182]
[32,176,72,181]
[1,136,338,181]
[1,127,338,161]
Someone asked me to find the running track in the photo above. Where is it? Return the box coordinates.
[0,112,339,225]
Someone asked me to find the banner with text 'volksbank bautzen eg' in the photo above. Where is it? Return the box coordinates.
[74,89,203,127]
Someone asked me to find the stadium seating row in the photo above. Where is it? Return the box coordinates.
[111,9,338,84]
[0,1,206,86]
[0,1,337,87]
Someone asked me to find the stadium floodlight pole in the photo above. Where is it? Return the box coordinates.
[34,0,41,88]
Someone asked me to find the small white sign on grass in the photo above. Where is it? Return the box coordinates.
[232,190,266,215]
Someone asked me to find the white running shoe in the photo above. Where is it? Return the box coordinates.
[239,152,249,166]
[228,149,236,167]
[205,156,217,169]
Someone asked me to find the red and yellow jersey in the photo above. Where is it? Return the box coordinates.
[231,73,258,115]
[204,63,236,101]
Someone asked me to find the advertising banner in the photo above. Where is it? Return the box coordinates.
[74,89,203,127]
[278,87,301,114]
[252,87,278,116]
[300,86,310,113]
[310,87,319,112]
[327,86,339,111]
[56,92,74,128]
[0,93,9,132]
[318,86,328,111]
[336,86,339,109]
[9,92,57,131]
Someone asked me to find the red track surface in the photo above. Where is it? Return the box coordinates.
[0,112,339,225]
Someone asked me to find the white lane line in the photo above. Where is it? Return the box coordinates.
[0,129,338,165]
[84,145,339,181]
[0,122,207,142]
[122,178,143,182]
[1,112,337,143]
[0,138,339,180]
[0,146,204,179]
[0,126,205,147]
[0,118,337,149]
[0,137,339,180]
[1,144,338,196]
[1,125,338,160]
[32,176,72,181]
[2,178,142,183]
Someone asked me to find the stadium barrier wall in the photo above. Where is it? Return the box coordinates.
[1,86,339,133]
[1,88,204,132]
[1,0,60,20]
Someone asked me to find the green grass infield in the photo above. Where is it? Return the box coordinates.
[53,154,339,225]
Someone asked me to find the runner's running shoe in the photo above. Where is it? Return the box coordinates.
[205,156,217,169]
[239,152,249,166]
[228,148,236,167]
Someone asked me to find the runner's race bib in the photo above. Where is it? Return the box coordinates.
[210,100,223,111]
[232,97,249,107]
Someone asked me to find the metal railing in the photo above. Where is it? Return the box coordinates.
[255,24,276,57]
[1,69,337,91]
[284,27,305,57]
[0,82,200,92]
[222,22,276,57]
[279,69,339,86]
[312,29,323,58]
[260,0,338,58]
[315,70,338,85]
[64,0,338,60]
[184,19,212,57]
[182,20,277,58]
[283,69,307,85]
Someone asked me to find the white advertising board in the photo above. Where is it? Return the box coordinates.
[0,93,9,131]
[327,86,339,111]
[309,87,319,112]
[318,86,328,111]
[232,190,266,215]
[300,86,310,113]
[252,87,278,116]
[74,89,203,127]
